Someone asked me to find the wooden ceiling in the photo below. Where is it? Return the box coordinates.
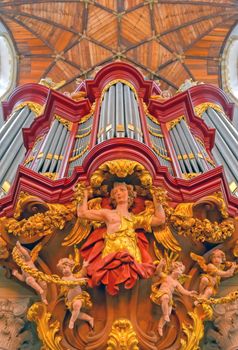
[1,0,238,94]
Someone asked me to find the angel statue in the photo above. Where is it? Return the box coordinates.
[12,241,48,304]
[74,182,166,295]
[57,257,94,329]
[150,259,197,336]
[191,249,237,302]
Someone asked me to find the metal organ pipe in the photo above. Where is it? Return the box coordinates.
[97,82,144,144]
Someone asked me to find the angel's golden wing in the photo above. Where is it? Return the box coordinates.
[62,218,91,246]
[190,252,208,272]
[30,242,43,262]
[154,225,181,252]
[62,197,102,246]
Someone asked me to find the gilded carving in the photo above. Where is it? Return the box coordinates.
[180,308,205,350]
[107,319,139,350]
[27,302,63,350]
[90,159,153,189]
[13,101,44,117]
[194,102,223,118]
[55,115,72,130]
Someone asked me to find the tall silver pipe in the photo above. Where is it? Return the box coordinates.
[170,128,187,173]
[98,93,108,143]
[33,119,59,172]
[207,108,238,158]
[123,85,134,139]
[115,82,125,138]
[55,131,70,174]
[41,122,64,173]
[105,85,115,140]
[0,108,22,140]
[0,106,30,159]
[131,92,143,142]
[0,111,34,183]
[48,126,68,174]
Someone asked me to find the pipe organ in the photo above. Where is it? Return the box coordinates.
[1,62,238,350]
[0,62,237,199]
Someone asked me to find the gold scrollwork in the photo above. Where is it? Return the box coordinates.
[167,115,185,130]
[194,102,223,118]
[170,194,234,242]
[90,159,152,189]
[180,308,204,350]
[55,115,73,130]
[107,318,139,350]
[27,302,63,350]
[4,193,75,238]
[143,102,161,125]
[13,102,44,117]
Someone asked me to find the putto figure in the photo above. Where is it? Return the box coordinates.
[150,259,197,336]
[78,182,166,295]
[191,249,236,301]
[57,258,94,329]
[12,241,48,304]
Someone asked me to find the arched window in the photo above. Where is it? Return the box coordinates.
[0,22,17,101]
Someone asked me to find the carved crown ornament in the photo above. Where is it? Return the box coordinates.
[0,159,237,350]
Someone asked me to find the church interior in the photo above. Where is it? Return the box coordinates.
[0,1,238,349]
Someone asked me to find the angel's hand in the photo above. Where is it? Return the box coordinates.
[12,269,18,276]
[189,290,198,297]
[82,260,89,268]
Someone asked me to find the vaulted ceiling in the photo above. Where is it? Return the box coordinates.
[1,0,238,94]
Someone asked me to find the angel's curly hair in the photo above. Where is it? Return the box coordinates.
[57,258,75,273]
[209,249,226,263]
[110,182,137,209]
[169,261,185,273]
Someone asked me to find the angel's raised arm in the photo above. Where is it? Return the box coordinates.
[77,189,107,222]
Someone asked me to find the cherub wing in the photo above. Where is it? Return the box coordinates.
[62,217,91,246]
[190,252,208,272]
[30,242,43,262]
[62,197,103,246]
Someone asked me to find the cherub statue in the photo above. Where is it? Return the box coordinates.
[12,241,48,304]
[57,258,94,330]
[191,249,237,301]
[150,259,197,336]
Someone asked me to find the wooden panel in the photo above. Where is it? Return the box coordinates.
[65,39,113,71]
[126,40,174,72]
[121,6,151,46]
[87,5,118,49]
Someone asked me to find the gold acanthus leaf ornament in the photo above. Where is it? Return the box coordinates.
[180,308,205,350]
[4,203,75,238]
[90,159,152,189]
[27,302,63,350]
[107,318,139,350]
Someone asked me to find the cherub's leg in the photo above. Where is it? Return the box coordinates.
[200,286,213,300]
[78,312,94,329]
[12,270,25,282]
[160,295,170,322]
[69,300,82,329]
[38,280,48,305]
[25,276,44,295]
[199,277,209,295]
[158,317,166,337]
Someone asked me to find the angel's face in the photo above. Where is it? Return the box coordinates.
[211,253,223,265]
[61,264,72,276]
[111,184,129,205]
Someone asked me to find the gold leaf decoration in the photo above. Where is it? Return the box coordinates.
[194,102,223,118]
[27,302,63,350]
[107,318,139,350]
[5,202,75,239]
[154,225,181,252]
[180,308,204,350]
[90,159,153,189]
